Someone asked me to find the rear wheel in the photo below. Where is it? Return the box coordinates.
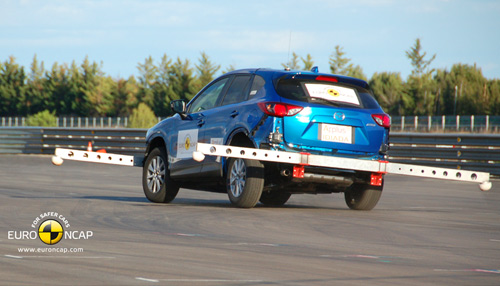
[227,158,264,208]
[142,147,179,203]
[259,191,291,206]
[344,182,383,210]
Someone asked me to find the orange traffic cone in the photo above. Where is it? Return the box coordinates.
[87,141,92,152]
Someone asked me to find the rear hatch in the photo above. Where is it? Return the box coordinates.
[275,74,388,156]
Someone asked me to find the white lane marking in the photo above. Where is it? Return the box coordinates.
[473,269,500,274]
[434,269,468,272]
[136,277,264,283]
[343,254,381,259]
[4,256,115,259]
[160,279,264,283]
[434,269,500,274]
[490,239,500,242]
[226,242,281,247]
[136,277,159,283]
[171,233,204,237]
[340,254,394,262]
[4,255,23,259]
[405,207,462,210]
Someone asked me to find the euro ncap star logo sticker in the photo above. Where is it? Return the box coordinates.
[327,88,340,97]
[38,219,64,245]
[184,136,191,150]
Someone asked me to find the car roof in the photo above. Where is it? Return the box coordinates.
[225,68,369,89]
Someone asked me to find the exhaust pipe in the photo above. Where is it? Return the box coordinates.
[280,169,291,177]
[295,173,353,187]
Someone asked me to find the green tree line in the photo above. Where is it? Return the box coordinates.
[1,39,499,118]
[0,52,219,118]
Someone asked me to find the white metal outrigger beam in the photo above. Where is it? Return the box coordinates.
[52,148,143,167]
[193,143,492,191]
[51,144,493,191]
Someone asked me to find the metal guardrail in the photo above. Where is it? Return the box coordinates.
[391,115,500,133]
[388,133,500,176]
[1,127,499,176]
[3,115,500,133]
[0,116,165,128]
[0,127,146,155]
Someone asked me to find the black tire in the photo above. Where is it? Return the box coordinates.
[259,191,291,206]
[226,158,264,208]
[142,147,179,203]
[344,182,383,211]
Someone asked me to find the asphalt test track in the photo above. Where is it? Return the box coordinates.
[1,154,499,285]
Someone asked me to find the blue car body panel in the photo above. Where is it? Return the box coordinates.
[281,105,385,156]
[145,68,390,181]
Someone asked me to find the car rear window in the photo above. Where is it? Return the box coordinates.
[276,78,380,109]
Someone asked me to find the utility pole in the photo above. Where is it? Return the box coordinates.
[454,85,458,115]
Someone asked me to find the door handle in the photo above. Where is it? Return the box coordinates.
[230,111,239,118]
[197,119,205,127]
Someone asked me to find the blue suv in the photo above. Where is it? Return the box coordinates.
[143,68,390,209]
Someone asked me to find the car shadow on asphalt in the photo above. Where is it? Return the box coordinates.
[78,195,150,203]
[169,198,347,210]
[170,198,231,207]
[73,195,347,210]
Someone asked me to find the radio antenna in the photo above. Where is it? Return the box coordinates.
[285,31,292,71]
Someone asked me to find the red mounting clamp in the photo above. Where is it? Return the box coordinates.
[293,165,305,178]
[370,173,384,186]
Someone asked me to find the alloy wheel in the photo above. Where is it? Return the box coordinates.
[147,156,165,193]
[229,158,246,197]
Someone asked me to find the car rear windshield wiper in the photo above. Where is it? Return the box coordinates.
[309,97,362,108]
[309,97,341,107]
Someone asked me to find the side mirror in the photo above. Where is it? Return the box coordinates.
[170,100,186,116]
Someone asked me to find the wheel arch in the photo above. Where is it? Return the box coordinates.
[222,129,257,177]
[226,128,256,148]
[146,136,167,158]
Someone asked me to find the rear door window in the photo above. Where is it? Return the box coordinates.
[249,75,265,98]
[221,75,252,106]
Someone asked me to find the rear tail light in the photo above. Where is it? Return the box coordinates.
[315,75,338,83]
[372,114,391,128]
[258,102,303,117]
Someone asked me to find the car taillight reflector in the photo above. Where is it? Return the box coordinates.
[258,102,303,117]
[315,75,338,83]
[372,114,391,128]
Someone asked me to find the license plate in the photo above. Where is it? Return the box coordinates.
[318,123,354,144]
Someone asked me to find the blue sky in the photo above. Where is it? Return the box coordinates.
[1,0,499,80]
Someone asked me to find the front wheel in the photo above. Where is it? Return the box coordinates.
[227,158,264,208]
[142,147,179,203]
[344,182,383,211]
